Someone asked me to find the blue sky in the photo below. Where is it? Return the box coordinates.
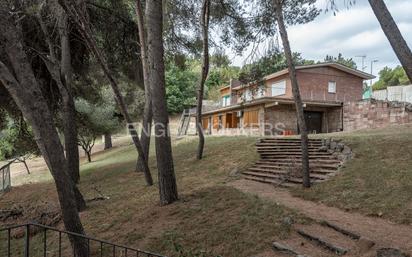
[230,0,412,83]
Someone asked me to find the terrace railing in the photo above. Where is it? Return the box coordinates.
[0,223,166,257]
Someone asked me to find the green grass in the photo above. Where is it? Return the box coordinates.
[293,124,412,224]
[0,136,308,257]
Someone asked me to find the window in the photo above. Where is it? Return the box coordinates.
[271,80,286,96]
[328,81,336,93]
[222,95,231,107]
[243,110,259,128]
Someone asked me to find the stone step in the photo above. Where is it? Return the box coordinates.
[255,161,339,169]
[256,159,341,165]
[257,148,332,155]
[256,145,322,149]
[296,224,361,256]
[246,168,332,179]
[260,154,336,159]
[272,234,341,257]
[241,174,298,188]
[257,142,323,147]
[242,170,325,183]
[250,165,337,175]
[260,138,322,141]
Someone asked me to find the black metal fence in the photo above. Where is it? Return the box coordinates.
[0,223,166,257]
[0,161,12,192]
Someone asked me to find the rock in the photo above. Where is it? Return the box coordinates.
[330,141,337,150]
[357,237,375,253]
[229,168,239,177]
[342,145,352,155]
[318,146,328,152]
[282,216,294,226]
[405,103,412,112]
[377,248,409,257]
[336,143,345,152]
[325,138,331,148]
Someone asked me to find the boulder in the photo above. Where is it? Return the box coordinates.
[356,237,375,253]
[336,143,345,152]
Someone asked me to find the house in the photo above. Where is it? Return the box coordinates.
[201,62,375,136]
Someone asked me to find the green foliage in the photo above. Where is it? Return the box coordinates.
[372,66,410,90]
[238,50,314,84]
[75,98,119,137]
[165,64,198,114]
[324,53,357,69]
[0,117,39,161]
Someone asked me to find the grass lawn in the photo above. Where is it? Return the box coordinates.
[0,136,308,256]
[293,124,412,224]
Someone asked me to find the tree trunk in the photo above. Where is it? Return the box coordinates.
[58,0,154,186]
[37,6,86,209]
[0,18,88,256]
[196,0,210,160]
[368,0,412,82]
[146,0,179,205]
[104,133,113,149]
[85,150,91,162]
[274,2,310,188]
[58,12,81,184]
[135,0,153,173]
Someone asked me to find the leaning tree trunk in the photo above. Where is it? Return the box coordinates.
[196,0,210,160]
[0,18,88,256]
[37,6,86,209]
[146,0,179,205]
[368,0,412,82]
[135,0,153,172]
[58,12,81,184]
[275,2,310,188]
[104,133,113,149]
[58,0,153,186]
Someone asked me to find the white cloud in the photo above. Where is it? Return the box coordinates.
[230,0,412,82]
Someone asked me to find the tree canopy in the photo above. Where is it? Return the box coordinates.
[373,66,411,90]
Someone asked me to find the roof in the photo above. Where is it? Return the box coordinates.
[264,62,375,80]
[202,97,342,116]
[231,62,375,90]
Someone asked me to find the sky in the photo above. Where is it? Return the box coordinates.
[230,0,412,83]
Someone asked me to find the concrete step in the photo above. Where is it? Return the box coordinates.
[260,138,322,141]
[241,174,298,188]
[257,159,341,164]
[257,149,330,153]
[257,142,323,147]
[250,165,337,175]
[246,168,332,179]
[242,170,325,184]
[256,145,322,149]
[260,154,336,159]
[255,161,339,169]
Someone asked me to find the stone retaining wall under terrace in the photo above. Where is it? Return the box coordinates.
[343,99,412,131]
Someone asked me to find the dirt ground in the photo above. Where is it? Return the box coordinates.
[231,179,412,256]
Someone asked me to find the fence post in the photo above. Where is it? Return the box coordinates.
[24,224,30,257]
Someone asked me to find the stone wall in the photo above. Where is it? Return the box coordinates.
[343,100,412,131]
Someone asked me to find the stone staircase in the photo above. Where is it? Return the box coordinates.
[271,221,376,257]
[242,138,342,187]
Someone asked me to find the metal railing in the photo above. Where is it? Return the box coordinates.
[0,223,166,257]
[0,161,12,192]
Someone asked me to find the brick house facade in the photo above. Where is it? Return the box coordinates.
[202,63,374,136]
